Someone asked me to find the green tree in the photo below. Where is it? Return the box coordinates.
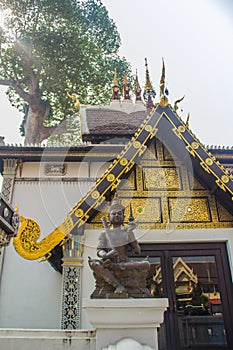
[0,0,132,144]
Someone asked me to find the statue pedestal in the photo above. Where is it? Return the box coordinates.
[83,298,168,350]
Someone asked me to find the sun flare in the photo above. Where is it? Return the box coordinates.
[0,11,5,28]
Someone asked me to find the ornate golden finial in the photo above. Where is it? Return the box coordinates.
[112,68,120,100]
[67,92,80,110]
[185,113,190,128]
[134,69,142,101]
[159,58,168,107]
[143,58,156,109]
[160,58,165,97]
[144,58,153,90]
[122,73,130,100]
[174,95,185,111]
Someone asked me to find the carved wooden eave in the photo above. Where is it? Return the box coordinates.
[1,103,233,272]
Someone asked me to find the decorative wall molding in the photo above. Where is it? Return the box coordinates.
[44,163,67,176]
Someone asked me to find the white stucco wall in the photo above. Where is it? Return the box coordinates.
[0,163,94,329]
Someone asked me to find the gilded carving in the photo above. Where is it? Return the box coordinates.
[13,216,68,260]
[143,167,182,190]
[122,197,162,224]
[92,197,162,226]
[168,197,211,223]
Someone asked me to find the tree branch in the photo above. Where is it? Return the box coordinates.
[39,121,68,141]
[0,79,31,102]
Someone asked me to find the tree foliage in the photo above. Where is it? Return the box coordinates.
[0,0,132,144]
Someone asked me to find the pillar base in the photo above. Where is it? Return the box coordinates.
[83,298,168,350]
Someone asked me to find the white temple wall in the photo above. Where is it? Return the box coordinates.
[0,177,93,329]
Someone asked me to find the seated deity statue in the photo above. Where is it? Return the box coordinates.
[88,193,151,298]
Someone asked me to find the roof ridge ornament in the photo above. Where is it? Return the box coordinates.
[174,95,185,112]
[143,58,156,110]
[122,74,131,101]
[67,92,80,111]
[159,58,168,107]
[112,68,120,101]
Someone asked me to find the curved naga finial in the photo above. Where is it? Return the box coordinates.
[13,216,70,261]
[174,95,185,111]
[67,92,80,110]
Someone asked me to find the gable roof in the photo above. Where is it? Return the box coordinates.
[64,102,233,231]
[10,101,233,271]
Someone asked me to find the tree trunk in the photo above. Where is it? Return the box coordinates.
[24,101,67,145]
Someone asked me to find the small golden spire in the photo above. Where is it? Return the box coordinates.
[112,68,120,100]
[160,58,165,97]
[159,58,168,107]
[144,58,153,91]
[143,58,156,110]
[134,69,142,101]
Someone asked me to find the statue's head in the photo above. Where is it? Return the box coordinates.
[108,193,124,227]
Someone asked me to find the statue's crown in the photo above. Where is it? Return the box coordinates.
[108,193,124,212]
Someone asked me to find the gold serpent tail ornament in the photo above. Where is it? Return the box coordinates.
[13,216,68,261]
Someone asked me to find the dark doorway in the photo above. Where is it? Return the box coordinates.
[138,243,233,350]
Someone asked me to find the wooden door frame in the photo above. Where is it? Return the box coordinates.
[140,242,233,350]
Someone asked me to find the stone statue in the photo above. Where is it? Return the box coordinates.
[89,193,151,298]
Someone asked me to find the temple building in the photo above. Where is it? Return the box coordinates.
[0,60,233,350]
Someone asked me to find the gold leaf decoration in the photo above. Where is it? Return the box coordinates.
[13,216,67,260]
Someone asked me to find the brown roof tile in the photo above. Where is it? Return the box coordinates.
[84,108,147,135]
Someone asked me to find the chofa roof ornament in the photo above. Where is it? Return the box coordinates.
[159,58,168,108]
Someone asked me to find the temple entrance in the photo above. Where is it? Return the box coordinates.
[138,243,233,350]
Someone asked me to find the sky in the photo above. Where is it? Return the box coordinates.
[1,0,233,146]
